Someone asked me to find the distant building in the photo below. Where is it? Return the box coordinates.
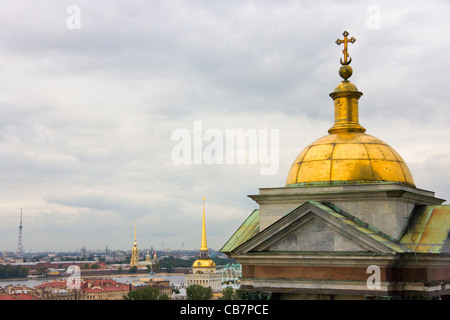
[35,280,76,300]
[186,199,222,293]
[133,277,172,297]
[2,251,14,259]
[34,278,131,300]
[110,250,126,263]
[129,221,154,268]
[129,221,140,267]
[79,278,130,300]
[219,263,242,284]
[0,284,39,300]
[80,246,87,258]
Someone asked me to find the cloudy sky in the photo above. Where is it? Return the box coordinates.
[0,0,449,253]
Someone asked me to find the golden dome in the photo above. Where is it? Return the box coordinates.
[286,132,415,187]
[192,259,216,268]
[286,31,415,188]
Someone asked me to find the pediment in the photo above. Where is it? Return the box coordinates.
[233,201,411,255]
[265,216,367,252]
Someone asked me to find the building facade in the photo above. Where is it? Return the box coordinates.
[79,278,130,300]
[135,277,172,297]
[34,278,131,300]
[0,284,39,300]
[35,280,76,300]
[221,31,450,300]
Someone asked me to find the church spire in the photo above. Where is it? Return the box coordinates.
[133,220,137,246]
[328,30,366,134]
[200,197,209,258]
[130,220,139,267]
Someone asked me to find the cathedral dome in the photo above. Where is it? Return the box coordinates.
[286,31,415,188]
[286,131,415,187]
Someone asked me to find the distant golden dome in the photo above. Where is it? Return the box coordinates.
[192,259,216,268]
[286,132,415,187]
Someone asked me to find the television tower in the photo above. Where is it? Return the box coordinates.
[17,208,23,258]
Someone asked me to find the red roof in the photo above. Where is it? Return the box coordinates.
[0,294,37,300]
[35,280,67,289]
[80,278,129,293]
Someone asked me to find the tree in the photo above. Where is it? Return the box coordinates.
[172,286,180,294]
[80,263,90,270]
[186,284,213,300]
[219,286,237,300]
[17,266,29,278]
[123,286,169,300]
[129,266,138,274]
[234,289,271,300]
[0,265,29,279]
[35,267,48,276]
[152,261,160,272]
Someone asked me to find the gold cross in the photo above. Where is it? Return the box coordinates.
[336,31,356,65]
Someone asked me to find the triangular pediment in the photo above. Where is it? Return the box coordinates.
[266,215,367,252]
[232,201,411,255]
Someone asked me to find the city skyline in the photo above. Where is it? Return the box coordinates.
[0,1,449,252]
[5,211,218,253]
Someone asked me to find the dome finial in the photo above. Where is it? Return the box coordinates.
[336,30,356,66]
[328,31,365,134]
[336,30,356,81]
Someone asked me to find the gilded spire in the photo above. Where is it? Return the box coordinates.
[200,197,208,252]
[328,30,365,134]
[193,197,216,268]
[130,220,139,267]
[133,220,137,246]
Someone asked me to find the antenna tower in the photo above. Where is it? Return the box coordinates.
[17,208,23,258]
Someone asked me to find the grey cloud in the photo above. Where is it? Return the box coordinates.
[0,0,449,251]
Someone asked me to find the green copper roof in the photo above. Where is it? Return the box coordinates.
[400,205,450,253]
[310,201,411,253]
[220,209,259,254]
